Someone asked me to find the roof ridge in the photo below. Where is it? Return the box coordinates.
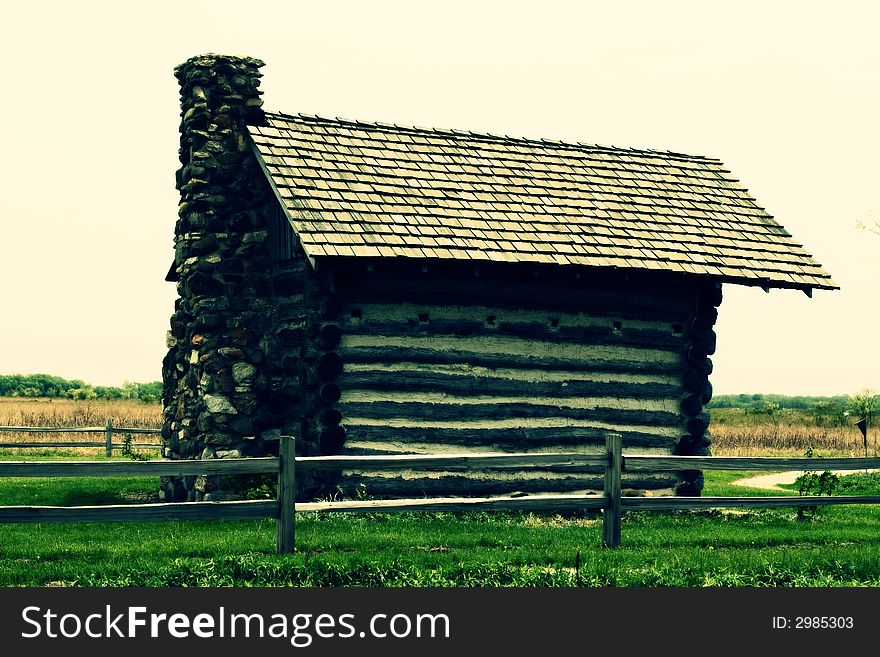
[261,110,724,165]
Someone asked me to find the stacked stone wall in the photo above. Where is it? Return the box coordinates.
[161,54,295,501]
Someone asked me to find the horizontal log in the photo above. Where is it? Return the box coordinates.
[8,494,871,524]
[698,284,723,309]
[322,295,343,320]
[624,456,880,472]
[344,424,679,450]
[319,426,346,452]
[691,313,717,333]
[0,426,106,433]
[685,412,710,437]
[683,367,709,392]
[341,333,683,367]
[620,495,880,511]
[680,393,704,417]
[693,330,717,356]
[338,317,686,350]
[296,452,608,472]
[339,440,673,458]
[341,390,679,414]
[341,462,610,477]
[319,472,678,497]
[0,500,278,524]
[0,458,279,478]
[337,369,681,399]
[340,346,682,375]
[337,400,682,426]
[316,352,344,381]
[320,323,342,347]
[297,493,608,514]
[320,408,343,426]
[319,383,342,404]
[340,302,682,332]
[0,442,109,448]
[0,426,161,434]
[0,442,161,449]
[114,428,162,435]
[339,270,698,320]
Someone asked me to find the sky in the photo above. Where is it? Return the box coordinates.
[0,1,877,396]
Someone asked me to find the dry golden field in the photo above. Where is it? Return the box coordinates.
[0,397,873,458]
[0,397,161,455]
[711,409,875,457]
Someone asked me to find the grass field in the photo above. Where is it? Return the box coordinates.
[1,469,879,587]
[2,398,879,587]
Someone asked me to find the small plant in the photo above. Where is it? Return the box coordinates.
[120,433,150,462]
[242,474,277,500]
[846,389,877,426]
[795,447,838,520]
[355,483,372,501]
[797,470,839,497]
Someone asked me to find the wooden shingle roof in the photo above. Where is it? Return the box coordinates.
[249,112,836,291]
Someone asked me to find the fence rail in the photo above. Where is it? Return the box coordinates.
[0,500,277,523]
[0,421,161,456]
[623,455,880,472]
[0,458,279,478]
[1,433,879,552]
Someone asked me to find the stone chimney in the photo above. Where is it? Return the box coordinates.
[161,54,286,501]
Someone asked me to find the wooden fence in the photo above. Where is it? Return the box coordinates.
[0,421,161,456]
[1,433,880,552]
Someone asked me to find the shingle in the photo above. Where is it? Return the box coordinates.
[250,113,837,290]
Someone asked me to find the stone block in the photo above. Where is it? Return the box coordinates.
[203,393,237,414]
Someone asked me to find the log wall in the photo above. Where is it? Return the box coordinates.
[307,262,719,499]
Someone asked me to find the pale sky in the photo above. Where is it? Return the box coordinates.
[0,1,877,396]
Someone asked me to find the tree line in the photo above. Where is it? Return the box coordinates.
[709,392,877,426]
[0,374,162,403]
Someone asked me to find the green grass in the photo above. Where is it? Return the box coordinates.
[834,472,880,495]
[2,469,880,587]
[779,471,880,496]
[0,476,159,506]
[0,454,159,506]
[700,470,793,496]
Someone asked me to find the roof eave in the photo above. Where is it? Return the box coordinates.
[307,254,839,294]
[248,137,317,270]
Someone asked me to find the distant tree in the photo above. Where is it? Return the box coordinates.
[760,400,781,416]
[136,381,162,403]
[68,387,98,401]
[0,374,161,402]
[94,386,125,400]
[847,389,877,426]
[812,400,848,427]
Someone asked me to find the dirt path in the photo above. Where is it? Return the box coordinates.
[731,469,880,491]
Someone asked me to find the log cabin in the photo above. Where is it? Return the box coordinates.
[161,54,836,502]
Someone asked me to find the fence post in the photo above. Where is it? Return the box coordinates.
[602,432,623,548]
[276,435,296,554]
[105,420,113,458]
